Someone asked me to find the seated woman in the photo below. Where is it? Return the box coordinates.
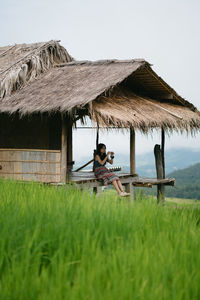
[94,143,130,197]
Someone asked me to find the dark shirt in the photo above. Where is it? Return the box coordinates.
[94,154,109,169]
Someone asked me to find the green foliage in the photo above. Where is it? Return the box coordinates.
[167,162,200,186]
[166,163,200,200]
[0,179,200,299]
[143,162,200,200]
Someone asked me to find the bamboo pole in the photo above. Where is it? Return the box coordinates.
[149,101,183,119]
[61,115,68,183]
[0,44,16,58]
[130,128,136,174]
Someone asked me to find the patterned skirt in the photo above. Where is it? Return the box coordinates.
[94,166,119,186]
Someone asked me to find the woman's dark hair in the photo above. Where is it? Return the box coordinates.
[93,143,107,171]
[96,143,106,159]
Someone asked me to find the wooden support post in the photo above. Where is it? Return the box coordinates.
[61,115,68,184]
[161,127,165,178]
[67,121,73,173]
[130,128,136,174]
[93,124,99,194]
[96,123,99,149]
[154,144,165,205]
[124,183,134,203]
[93,186,102,196]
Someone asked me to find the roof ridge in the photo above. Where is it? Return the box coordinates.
[55,58,150,68]
[0,40,61,50]
[0,40,58,76]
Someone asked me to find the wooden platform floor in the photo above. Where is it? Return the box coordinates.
[65,171,175,188]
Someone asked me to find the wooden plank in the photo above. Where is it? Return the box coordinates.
[70,172,136,179]
[132,178,174,185]
[0,171,60,175]
[69,175,137,185]
[134,183,153,188]
[69,177,137,189]
[0,160,60,163]
[69,176,175,186]
[50,176,175,188]
[0,148,60,153]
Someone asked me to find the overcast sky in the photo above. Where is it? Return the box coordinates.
[1,0,200,161]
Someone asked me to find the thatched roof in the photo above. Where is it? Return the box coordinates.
[0,40,73,98]
[0,57,200,133]
[90,86,200,134]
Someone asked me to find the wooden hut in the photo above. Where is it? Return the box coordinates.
[0,40,200,202]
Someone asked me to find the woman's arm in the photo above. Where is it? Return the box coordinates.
[107,158,113,165]
[95,153,110,165]
[107,151,114,165]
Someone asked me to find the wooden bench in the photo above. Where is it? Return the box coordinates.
[50,171,175,202]
[67,172,175,200]
[68,171,137,199]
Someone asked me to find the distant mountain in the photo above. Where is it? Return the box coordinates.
[166,162,200,185]
[119,148,200,177]
[74,148,200,177]
[164,162,200,200]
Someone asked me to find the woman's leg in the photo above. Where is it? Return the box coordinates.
[116,179,125,193]
[112,180,122,195]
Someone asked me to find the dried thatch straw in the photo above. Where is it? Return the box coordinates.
[0,59,148,115]
[88,86,200,134]
[0,58,199,134]
[0,40,73,99]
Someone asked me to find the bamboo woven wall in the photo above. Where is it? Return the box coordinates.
[0,148,61,183]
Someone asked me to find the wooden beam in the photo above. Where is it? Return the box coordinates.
[130,128,136,174]
[61,115,68,183]
[149,101,183,120]
[74,158,94,172]
[75,127,129,129]
[145,66,186,107]
[133,92,183,119]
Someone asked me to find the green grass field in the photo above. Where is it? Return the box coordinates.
[0,178,200,300]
